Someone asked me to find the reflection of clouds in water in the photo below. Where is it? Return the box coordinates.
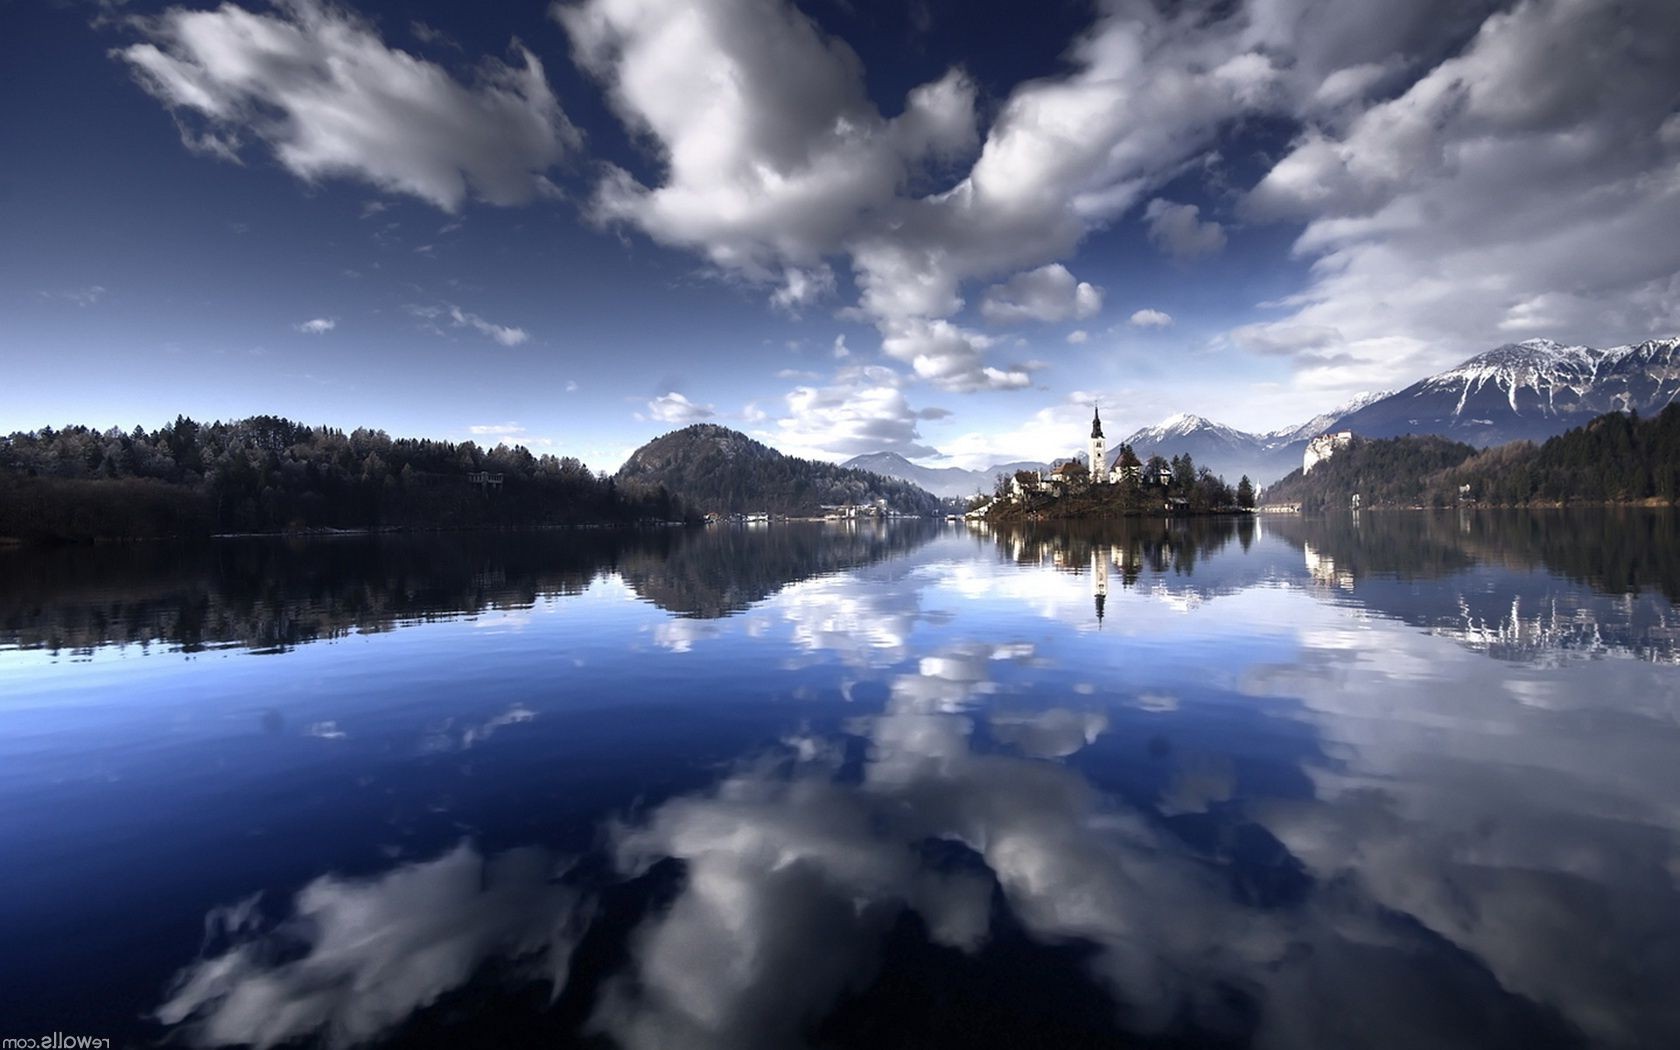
[777,570,942,667]
[157,843,583,1049]
[1134,691,1179,713]
[653,618,722,653]
[989,707,1108,758]
[590,645,1562,1050]
[1244,611,1680,1048]
[1158,753,1235,816]
[419,704,537,754]
[463,704,534,749]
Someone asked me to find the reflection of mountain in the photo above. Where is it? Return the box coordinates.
[617,520,940,618]
[0,523,942,652]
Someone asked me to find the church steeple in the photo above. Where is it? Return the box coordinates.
[1088,404,1107,482]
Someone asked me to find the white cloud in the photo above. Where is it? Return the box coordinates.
[879,319,1032,393]
[1129,309,1173,328]
[768,265,836,315]
[295,317,336,335]
[979,263,1102,324]
[1066,329,1089,344]
[407,303,527,346]
[1236,0,1680,389]
[831,334,850,359]
[643,392,715,424]
[39,285,107,307]
[559,0,1245,391]
[771,364,943,460]
[1142,199,1226,261]
[118,0,578,212]
[468,422,524,436]
[555,0,1675,411]
[565,380,579,393]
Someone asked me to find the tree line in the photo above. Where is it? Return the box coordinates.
[0,415,692,541]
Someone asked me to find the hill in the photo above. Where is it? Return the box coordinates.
[1260,405,1680,511]
[1258,435,1479,512]
[617,425,940,516]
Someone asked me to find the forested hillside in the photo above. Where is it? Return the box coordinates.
[615,424,940,516]
[1260,435,1478,511]
[1261,407,1680,510]
[0,415,688,541]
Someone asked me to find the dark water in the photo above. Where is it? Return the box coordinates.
[2,511,1678,1049]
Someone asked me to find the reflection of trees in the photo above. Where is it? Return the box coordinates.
[987,518,1244,585]
[1268,509,1680,601]
[617,520,941,618]
[1268,510,1680,663]
[0,522,942,652]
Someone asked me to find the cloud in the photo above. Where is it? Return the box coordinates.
[771,365,941,460]
[643,392,715,424]
[879,319,1033,392]
[558,0,1182,389]
[468,422,525,436]
[1142,199,1227,261]
[1066,329,1089,344]
[295,317,336,335]
[768,265,836,315]
[565,380,579,393]
[1129,309,1173,328]
[979,263,1102,324]
[38,285,107,307]
[117,0,578,212]
[448,306,527,346]
[557,0,1672,408]
[407,303,527,346]
[1236,0,1680,387]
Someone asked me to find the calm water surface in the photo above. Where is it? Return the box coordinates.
[2,511,1678,1049]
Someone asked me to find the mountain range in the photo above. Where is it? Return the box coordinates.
[839,452,1049,500]
[852,337,1680,489]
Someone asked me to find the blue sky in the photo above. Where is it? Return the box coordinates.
[3,0,1677,470]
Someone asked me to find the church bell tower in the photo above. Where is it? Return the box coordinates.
[1089,404,1107,483]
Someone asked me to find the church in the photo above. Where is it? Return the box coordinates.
[1008,405,1140,499]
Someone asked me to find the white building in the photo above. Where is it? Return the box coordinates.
[1089,405,1107,483]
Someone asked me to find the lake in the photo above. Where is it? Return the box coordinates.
[2,510,1678,1049]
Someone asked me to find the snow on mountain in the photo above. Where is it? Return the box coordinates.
[1335,336,1680,445]
[1118,414,1297,485]
[1262,390,1393,445]
[841,451,1048,499]
[840,336,1679,493]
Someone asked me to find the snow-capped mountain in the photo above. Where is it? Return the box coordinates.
[1334,337,1680,445]
[841,336,1679,493]
[1261,391,1393,445]
[840,451,1047,499]
[1117,413,1304,486]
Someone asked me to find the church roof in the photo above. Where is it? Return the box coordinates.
[1090,405,1104,439]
